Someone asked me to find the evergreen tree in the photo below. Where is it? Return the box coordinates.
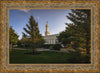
[67,9,91,54]
[58,9,90,54]
[22,16,44,53]
[9,26,19,51]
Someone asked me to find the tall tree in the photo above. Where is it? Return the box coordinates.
[67,9,91,54]
[58,23,84,50]
[58,9,91,54]
[9,26,19,51]
[22,16,44,53]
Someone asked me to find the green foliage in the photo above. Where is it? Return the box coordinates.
[23,16,43,42]
[9,26,19,45]
[49,46,54,50]
[43,44,62,51]
[9,26,19,51]
[22,16,45,52]
[67,9,91,54]
[43,44,54,49]
[17,40,22,47]
[53,44,61,51]
[57,9,91,54]
[48,44,61,51]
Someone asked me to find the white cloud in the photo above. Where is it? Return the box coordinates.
[19,9,30,13]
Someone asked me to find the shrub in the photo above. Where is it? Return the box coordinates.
[53,44,62,51]
[43,44,62,51]
[49,46,54,50]
[43,44,54,49]
[17,40,23,47]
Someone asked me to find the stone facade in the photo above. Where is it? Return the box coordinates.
[43,34,59,44]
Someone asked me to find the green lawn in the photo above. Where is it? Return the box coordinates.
[9,49,90,64]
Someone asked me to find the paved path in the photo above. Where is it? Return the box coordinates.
[37,49,69,52]
[13,48,74,52]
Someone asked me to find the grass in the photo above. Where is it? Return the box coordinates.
[9,49,90,64]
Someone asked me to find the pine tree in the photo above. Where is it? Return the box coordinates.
[67,9,91,54]
[23,16,44,53]
[23,16,41,42]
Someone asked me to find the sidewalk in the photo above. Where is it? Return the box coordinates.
[13,48,74,52]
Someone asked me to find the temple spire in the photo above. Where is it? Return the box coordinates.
[45,21,50,36]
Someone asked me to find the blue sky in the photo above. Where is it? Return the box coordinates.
[9,9,72,39]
